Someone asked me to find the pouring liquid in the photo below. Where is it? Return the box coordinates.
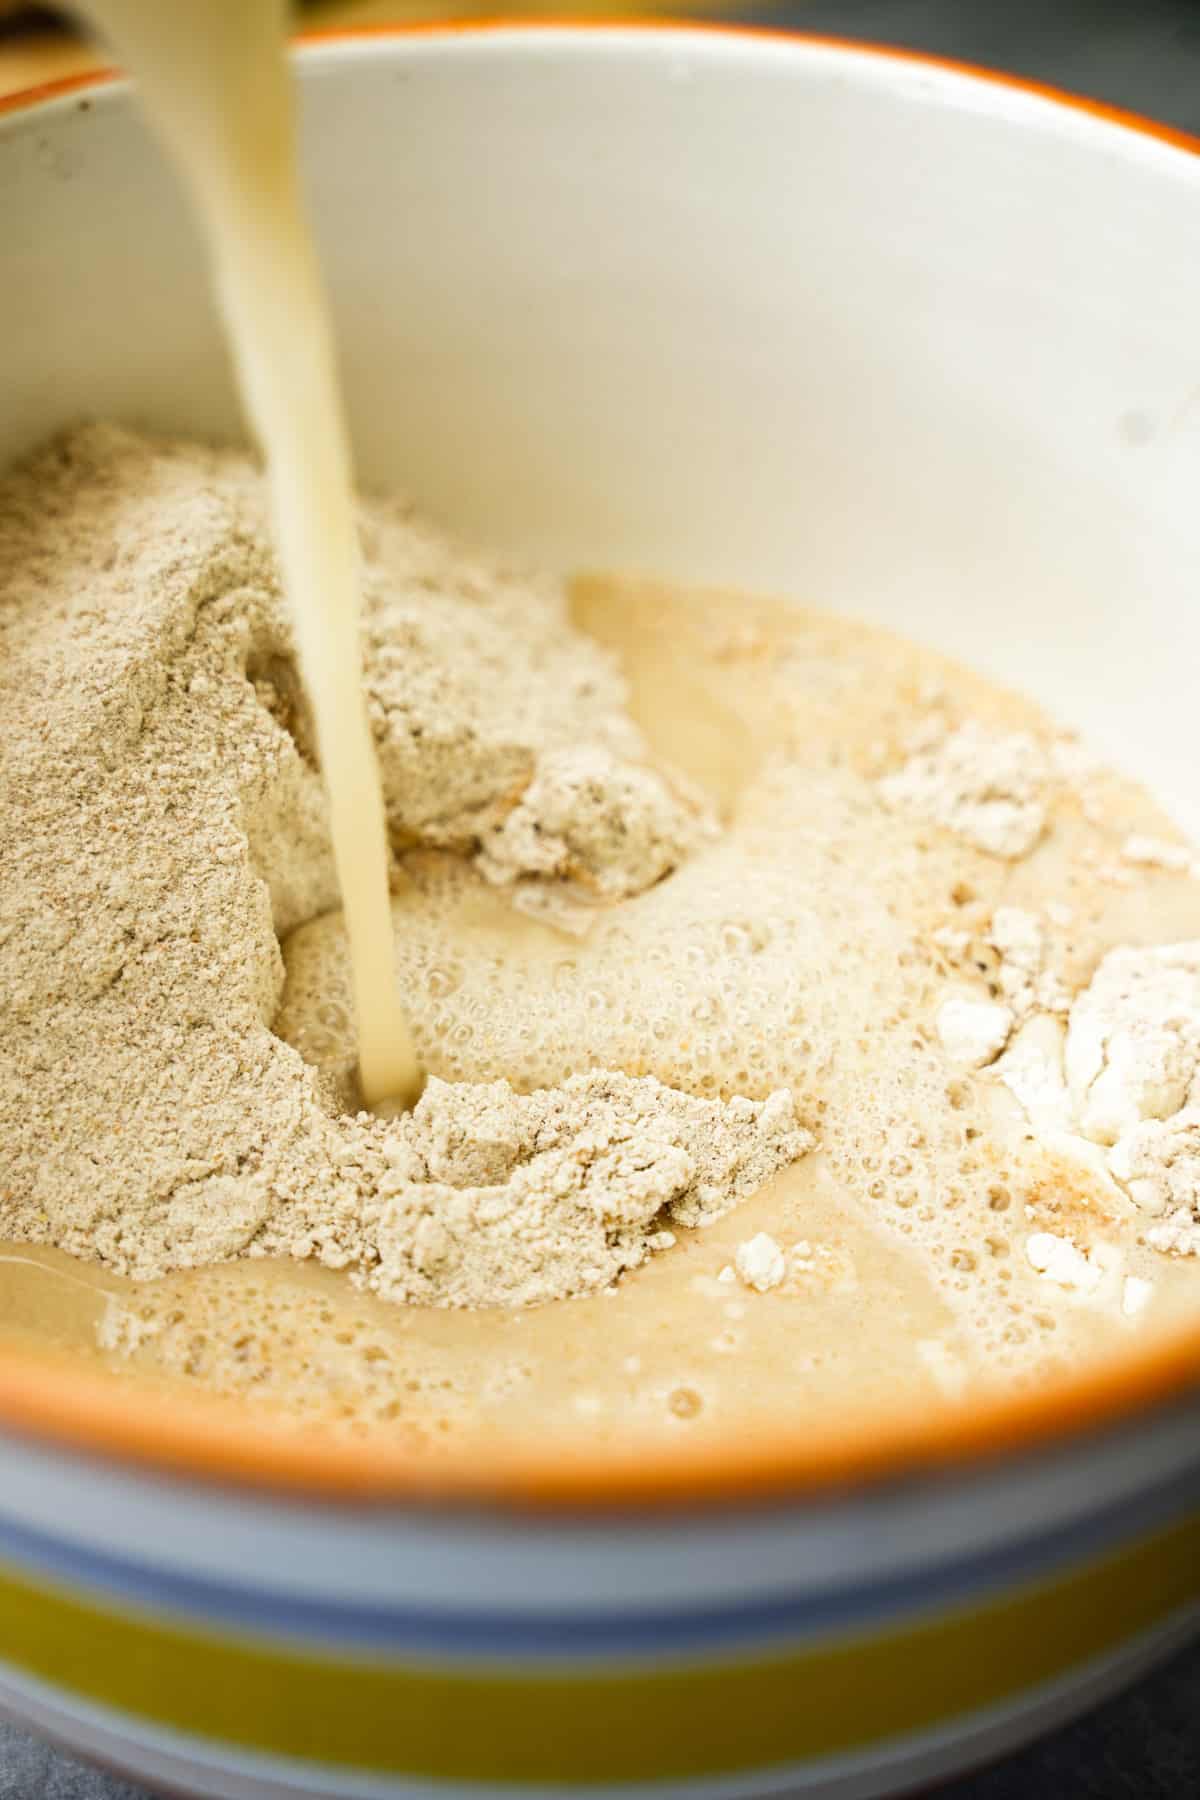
[79,0,422,1108]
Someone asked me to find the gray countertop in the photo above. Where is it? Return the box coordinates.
[2,1638,1198,1797]
[2,1,1199,1795]
[763,0,1200,134]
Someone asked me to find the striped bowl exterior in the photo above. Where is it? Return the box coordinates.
[0,1400,1197,1798]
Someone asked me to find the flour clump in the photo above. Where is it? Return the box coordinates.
[1108,1112,1200,1256]
[936,996,1013,1069]
[0,426,802,1306]
[1065,943,1200,1144]
[878,721,1050,858]
[475,744,715,933]
[991,943,1200,1259]
[370,1075,811,1308]
[358,506,714,915]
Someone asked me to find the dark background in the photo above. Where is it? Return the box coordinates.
[760,0,1200,134]
[1,1,1198,1795]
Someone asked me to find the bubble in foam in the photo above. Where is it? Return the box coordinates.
[668,1386,704,1419]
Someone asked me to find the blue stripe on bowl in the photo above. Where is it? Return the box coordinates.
[0,1450,1198,1661]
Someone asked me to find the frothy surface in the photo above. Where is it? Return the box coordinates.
[3,575,1197,1452]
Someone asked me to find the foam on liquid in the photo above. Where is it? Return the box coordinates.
[3,578,1196,1453]
[78,0,421,1108]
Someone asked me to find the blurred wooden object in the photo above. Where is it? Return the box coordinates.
[0,4,101,97]
[0,37,100,98]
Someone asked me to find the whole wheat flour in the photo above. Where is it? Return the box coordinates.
[0,425,805,1304]
[878,720,1051,859]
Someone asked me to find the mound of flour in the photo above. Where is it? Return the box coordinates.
[0,425,805,1304]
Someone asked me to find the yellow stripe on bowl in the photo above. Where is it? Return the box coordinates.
[1,1509,1197,1784]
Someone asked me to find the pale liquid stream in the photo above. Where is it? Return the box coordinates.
[78,0,422,1108]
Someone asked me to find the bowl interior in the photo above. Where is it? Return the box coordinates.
[1,26,1199,1499]
[5,29,1200,825]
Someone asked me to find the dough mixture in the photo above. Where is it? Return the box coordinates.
[1,426,1198,1453]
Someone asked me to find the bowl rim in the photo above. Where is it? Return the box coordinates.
[1,18,1198,1514]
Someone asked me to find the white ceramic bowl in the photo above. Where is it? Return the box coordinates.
[1,24,1199,1800]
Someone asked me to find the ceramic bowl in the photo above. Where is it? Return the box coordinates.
[1,24,1199,1800]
